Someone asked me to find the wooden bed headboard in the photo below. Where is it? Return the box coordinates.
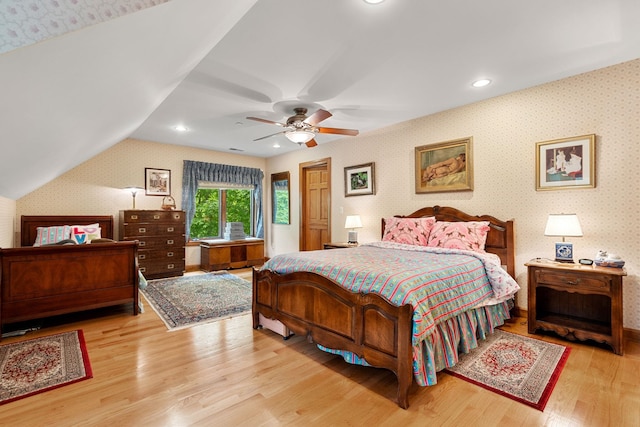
[21,215,115,247]
[381,206,515,278]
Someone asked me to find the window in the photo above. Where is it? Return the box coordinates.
[190,186,255,240]
[271,171,290,224]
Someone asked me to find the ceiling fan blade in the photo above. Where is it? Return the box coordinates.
[253,130,286,141]
[304,109,332,126]
[317,127,359,136]
[246,116,286,127]
[305,139,318,148]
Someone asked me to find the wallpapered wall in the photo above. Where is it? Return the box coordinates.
[0,0,169,54]
[15,139,266,266]
[266,59,640,330]
[0,196,16,248]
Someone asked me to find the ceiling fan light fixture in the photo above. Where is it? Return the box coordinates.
[364,0,385,4]
[285,130,315,144]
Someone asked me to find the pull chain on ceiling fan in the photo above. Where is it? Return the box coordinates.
[246,107,359,148]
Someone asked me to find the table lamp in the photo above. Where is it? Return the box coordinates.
[124,186,144,209]
[345,215,363,244]
[544,213,583,262]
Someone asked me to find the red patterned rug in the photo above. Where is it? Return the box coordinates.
[0,330,92,405]
[445,329,570,411]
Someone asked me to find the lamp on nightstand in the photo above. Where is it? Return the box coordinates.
[124,186,144,209]
[345,215,363,244]
[544,213,583,263]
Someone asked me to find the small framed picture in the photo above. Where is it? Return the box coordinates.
[344,162,375,197]
[145,168,171,196]
[535,134,595,191]
[415,137,473,193]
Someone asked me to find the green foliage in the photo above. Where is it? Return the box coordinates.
[273,189,289,224]
[225,189,251,235]
[191,188,253,239]
[191,189,219,238]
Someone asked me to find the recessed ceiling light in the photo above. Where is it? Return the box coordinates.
[273,142,281,148]
[364,0,385,4]
[472,79,491,88]
[174,125,188,132]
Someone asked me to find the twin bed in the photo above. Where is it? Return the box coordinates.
[0,215,139,338]
[253,206,517,408]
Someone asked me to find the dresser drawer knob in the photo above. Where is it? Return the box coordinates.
[139,241,146,247]
[167,239,174,245]
[167,227,174,232]
[131,214,138,220]
[566,279,579,285]
[138,227,146,234]
[139,254,146,260]
[167,264,175,269]
[139,267,146,273]
[154,214,160,220]
[167,252,174,257]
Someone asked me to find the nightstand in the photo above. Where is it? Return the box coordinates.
[323,242,358,249]
[525,260,626,355]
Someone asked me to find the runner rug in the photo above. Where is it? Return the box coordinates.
[445,329,570,411]
[0,330,92,405]
[141,272,252,331]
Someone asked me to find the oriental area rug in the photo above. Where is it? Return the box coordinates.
[445,329,570,411]
[141,272,252,331]
[0,330,92,405]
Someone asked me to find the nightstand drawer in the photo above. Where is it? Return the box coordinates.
[536,270,610,292]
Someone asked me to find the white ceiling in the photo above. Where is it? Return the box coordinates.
[2,0,640,200]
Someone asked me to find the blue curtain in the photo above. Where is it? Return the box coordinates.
[182,160,264,240]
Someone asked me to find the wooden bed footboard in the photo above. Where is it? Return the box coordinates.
[253,268,414,409]
[1,241,139,338]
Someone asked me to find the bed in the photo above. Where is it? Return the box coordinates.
[0,215,139,338]
[252,206,517,408]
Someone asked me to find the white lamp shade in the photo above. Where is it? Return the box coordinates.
[544,214,583,237]
[344,215,363,229]
[124,186,144,195]
[285,130,315,144]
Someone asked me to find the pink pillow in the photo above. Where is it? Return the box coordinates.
[427,221,490,252]
[382,217,436,246]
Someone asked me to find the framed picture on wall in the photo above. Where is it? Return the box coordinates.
[344,162,375,196]
[145,168,171,196]
[415,137,473,193]
[535,134,595,191]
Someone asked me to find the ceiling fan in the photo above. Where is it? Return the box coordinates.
[246,107,359,148]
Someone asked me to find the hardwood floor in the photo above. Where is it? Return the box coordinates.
[1,268,638,426]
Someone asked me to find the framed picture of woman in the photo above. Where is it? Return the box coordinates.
[415,137,473,193]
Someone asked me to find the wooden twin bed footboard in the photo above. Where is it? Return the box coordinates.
[0,241,139,337]
[252,268,414,409]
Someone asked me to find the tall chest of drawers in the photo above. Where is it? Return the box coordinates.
[119,210,185,279]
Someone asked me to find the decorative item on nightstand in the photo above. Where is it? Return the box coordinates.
[345,215,362,244]
[544,213,583,263]
[123,186,144,209]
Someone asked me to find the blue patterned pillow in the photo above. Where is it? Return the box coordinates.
[33,225,72,246]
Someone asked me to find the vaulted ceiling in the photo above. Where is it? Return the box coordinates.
[1,0,639,200]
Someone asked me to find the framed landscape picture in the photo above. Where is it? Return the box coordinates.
[145,168,171,196]
[415,137,473,193]
[535,134,595,191]
[344,162,375,197]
